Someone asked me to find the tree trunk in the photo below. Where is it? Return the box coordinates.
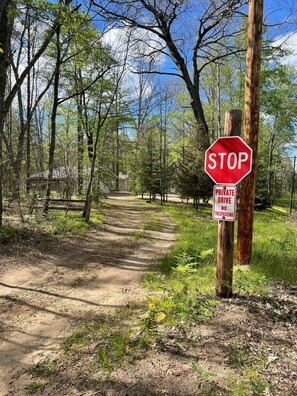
[0,0,12,226]
[216,109,242,298]
[267,113,278,200]
[77,95,84,195]
[83,119,101,222]
[237,0,263,265]
[43,25,61,215]
[26,10,32,194]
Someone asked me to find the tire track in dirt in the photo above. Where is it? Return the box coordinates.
[0,195,176,396]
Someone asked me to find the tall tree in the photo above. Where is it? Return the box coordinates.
[90,0,246,150]
[0,0,13,226]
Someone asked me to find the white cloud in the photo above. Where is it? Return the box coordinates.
[102,25,165,64]
[272,32,297,66]
[102,26,165,98]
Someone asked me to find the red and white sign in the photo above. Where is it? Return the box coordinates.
[205,136,252,185]
[213,185,237,222]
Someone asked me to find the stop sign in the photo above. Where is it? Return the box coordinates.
[205,136,253,185]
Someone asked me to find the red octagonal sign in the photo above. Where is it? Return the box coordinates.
[205,136,253,185]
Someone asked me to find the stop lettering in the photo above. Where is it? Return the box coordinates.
[204,136,253,185]
[208,152,249,170]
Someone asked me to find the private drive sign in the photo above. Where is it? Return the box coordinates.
[205,136,253,185]
[213,185,237,221]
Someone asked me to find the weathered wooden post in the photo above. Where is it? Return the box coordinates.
[237,0,264,264]
[216,110,243,298]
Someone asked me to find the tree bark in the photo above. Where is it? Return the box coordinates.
[0,0,13,226]
[237,0,263,265]
[43,25,61,215]
[77,95,84,195]
[216,109,242,298]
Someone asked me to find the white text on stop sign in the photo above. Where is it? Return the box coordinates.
[208,152,249,170]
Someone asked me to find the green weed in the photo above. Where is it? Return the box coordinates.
[233,268,269,296]
[130,227,147,239]
[251,213,297,284]
[228,368,271,396]
[31,359,57,378]
[0,226,23,243]
[192,360,214,379]
[49,216,89,235]
[61,315,149,372]
[143,211,163,231]
[25,381,44,393]
[62,330,92,352]
[228,345,246,367]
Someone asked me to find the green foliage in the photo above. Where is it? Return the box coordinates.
[62,330,92,352]
[62,314,149,372]
[228,345,246,367]
[95,331,134,370]
[157,204,216,276]
[31,359,57,379]
[228,368,271,396]
[25,381,44,394]
[49,215,89,235]
[251,212,297,284]
[0,226,22,243]
[174,147,213,206]
[143,256,219,329]
[157,202,297,287]
[31,209,104,237]
[233,268,268,296]
[192,361,214,379]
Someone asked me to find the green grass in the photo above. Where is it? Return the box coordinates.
[251,209,297,284]
[227,368,271,396]
[129,208,163,240]
[153,202,297,288]
[61,313,150,372]
[29,207,104,237]
[0,226,24,243]
[160,204,217,272]
[31,359,57,379]
[25,381,45,393]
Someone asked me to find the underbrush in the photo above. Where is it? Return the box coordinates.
[157,202,297,287]
[0,225,25,243]
[1,206,105,242]
[251,209,297,284]
[60,310,151,372]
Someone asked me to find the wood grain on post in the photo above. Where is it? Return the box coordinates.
[237,0,263,265]
[216,109,242,298]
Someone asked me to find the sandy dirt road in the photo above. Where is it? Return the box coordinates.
[0,195,176,396]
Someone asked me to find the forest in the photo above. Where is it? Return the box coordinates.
[0,0,296,221]
[0,1,297,395]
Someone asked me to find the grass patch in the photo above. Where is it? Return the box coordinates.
[0,226,26,243]
[129,207,163,239]
[130,226,147,240]
[31,359,57,379]
[61,312,150,372]
[150,202,296,289]
[227,368,271,396]
[158,204,217,274]
[25,381,45,393]
[29,207,104,237]
[251,210,297,284]
[143,211,163,231]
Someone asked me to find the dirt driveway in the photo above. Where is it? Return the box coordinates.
[0,194,176,396]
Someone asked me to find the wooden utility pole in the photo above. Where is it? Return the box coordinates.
[216,109,242,298]
[237,0,264,265]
